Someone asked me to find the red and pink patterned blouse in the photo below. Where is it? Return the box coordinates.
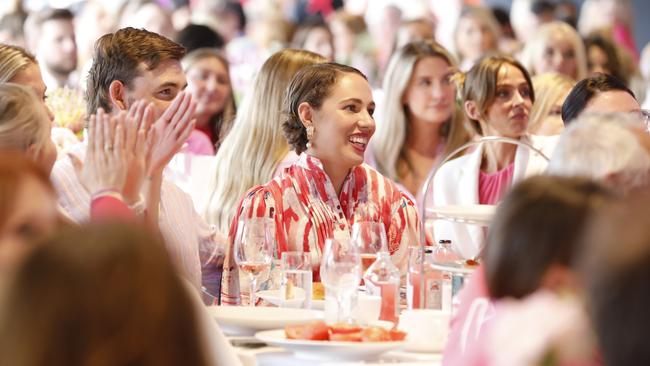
[221,154,420,305]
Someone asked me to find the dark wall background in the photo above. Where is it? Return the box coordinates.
[484,0,650,52]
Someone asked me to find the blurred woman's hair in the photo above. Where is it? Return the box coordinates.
[453,6,501,62]
[290,21,334,59]
[584,33,627,83]
[528,73,575,134]
[0,223,210,366]
[485,175,612,299]
[204,49,326,234]
[181,48,236,148]
[0,43,36,82]
[0,83,51,155]
[455,55,535,135]
[519,21,588,81]
[372,40,471,182]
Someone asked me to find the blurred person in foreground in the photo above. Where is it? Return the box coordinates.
[443,175,611,365]
[23,8,78,90]
[0,153,58,278]
[0,223,212,366]
[581,185,650,365]
[51,27,221,293]
[549,112,650,194]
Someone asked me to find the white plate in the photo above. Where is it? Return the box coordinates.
[255,329,405,361]
[208,306,323,336]
[426,204,496,226]
[257,289,325,310]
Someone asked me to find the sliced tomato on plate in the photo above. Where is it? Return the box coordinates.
[285,321,330,340]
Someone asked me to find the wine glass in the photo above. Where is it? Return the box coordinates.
[351,221,388,275]
[233,217,274,307]
[320,238,361,323]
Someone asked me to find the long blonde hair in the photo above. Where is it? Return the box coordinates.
[204,49,326,233]
[372,40,471,182]
[519,21,588,81]
[528,73,575,134]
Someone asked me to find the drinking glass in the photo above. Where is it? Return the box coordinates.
[320,238,361,323]
[351,221,387,275]
[280,252,313,309]
[233,217,274,307]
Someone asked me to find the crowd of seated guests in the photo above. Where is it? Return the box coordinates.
[1,0,650,364]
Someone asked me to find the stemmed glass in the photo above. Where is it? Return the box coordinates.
[351,221,388,275]
[233,217,274,307]
[320,238,361,323]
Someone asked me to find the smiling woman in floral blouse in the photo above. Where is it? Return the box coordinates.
[221,63,420,305]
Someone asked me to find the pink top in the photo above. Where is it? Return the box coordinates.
[478,163,514,205]
[442,266,494,366]
[183,130,216,156]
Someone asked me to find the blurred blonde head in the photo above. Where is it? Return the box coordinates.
[373,40,471,183]
[0,43,35,82]
[453,6,501,67]
[0,83,52,161]
[520,21,587,81]
[528,73,575,135]
[204,49,326,234]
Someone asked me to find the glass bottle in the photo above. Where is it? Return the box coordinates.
[407,240,460,310]
[363,242,400,323]
[432,239,460,312]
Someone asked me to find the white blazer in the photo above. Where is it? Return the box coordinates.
[432,135,558,259]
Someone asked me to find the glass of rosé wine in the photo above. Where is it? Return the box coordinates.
[351,221,388,275]
[234,217,274,306]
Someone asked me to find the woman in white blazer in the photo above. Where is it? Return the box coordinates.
[432,55,557,259]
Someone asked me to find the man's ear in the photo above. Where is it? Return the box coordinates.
[108,80,128,111]
[297,102,313,129]
[464,100,481,121]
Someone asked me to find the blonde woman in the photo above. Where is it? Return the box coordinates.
[203,49,326,235]
[528,73,575,136]
[371,40,471,200]
[453,6,501,71]
[519,21,587,81]
[182,48,236,154]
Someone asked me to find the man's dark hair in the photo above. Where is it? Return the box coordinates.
[175,24,225,53]
[561,73,636,124]
[86,27,186,116]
